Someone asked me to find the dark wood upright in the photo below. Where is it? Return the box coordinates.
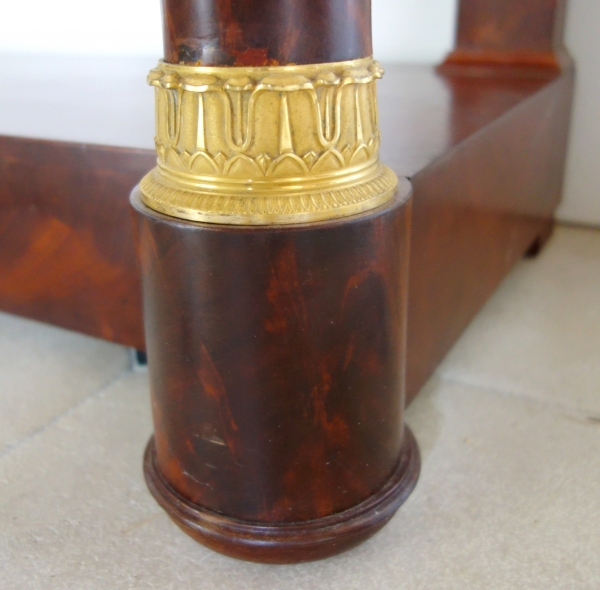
[132,187,418,563]
[0,1,574,404]
[0,1,574,560]
[442,0,568,70]
[162,0,372,65]
[132,0,418,563]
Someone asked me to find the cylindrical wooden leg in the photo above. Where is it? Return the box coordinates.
[131,182,418,563]
[133,0,419,563]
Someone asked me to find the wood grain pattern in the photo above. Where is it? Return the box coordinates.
[0,0,576,564]
[132,186,419,562]
[0,137,151,350]
[143,428,419,563]
[405,66,574,400]
[443,0,568,69]
[161,0,372,65]
[0,62,574,399]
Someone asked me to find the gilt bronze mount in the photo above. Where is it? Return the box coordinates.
[140,58,397,225]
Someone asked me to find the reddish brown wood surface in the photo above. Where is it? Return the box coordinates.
[132,187,419,562]
[406,68,573,398]
[143,428,419,563]
[0,137,151,350]
[444,0,568,69]
[0,62,574,400]
[0,1,576,564]
[135,188,411,521]
[161,0,372,65]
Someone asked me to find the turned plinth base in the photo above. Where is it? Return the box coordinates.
[131,180,418,563]
[144,428,419,563]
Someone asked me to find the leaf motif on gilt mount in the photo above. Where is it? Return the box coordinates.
[142,58,397,225]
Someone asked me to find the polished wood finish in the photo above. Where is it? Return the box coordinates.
[132,186,418,562]
[405,68,573,399]
[161,0,372,65]
[443,0,567,69]
[0,61,574,399]
[0,136,150,350]
[0,2,576,561]
[144,428,419,563]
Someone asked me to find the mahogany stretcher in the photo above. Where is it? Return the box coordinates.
[0,61,573,404]
[0,60,573,399]
[0,0,574,563]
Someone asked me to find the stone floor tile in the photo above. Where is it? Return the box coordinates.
[1,371,598,589]
[0,313,129,454]
[437,226,600,414]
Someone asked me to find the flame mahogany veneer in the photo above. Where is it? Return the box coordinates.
[0,0,574,562]
[132,186,419,562]
[134,0,422,561]
[161,0,372,65]
[0,63,573,402]
[444,0,567,69]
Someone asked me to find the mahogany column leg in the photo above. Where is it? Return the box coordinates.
[441,0,569,70]
[132,186,417,563]
[133,0,419,563]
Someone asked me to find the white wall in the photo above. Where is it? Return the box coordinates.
[0,1,164,56]
[0,0,456,61]
[558,0,600,226]
[373,0,457,63]
[0,0,597,226]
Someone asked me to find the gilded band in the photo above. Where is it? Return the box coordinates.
[140,57,398,225]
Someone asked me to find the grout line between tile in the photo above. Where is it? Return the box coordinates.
[0,366,133,462]
[437,372,600,422]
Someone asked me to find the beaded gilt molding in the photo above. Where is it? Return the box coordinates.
[140,57,398,225]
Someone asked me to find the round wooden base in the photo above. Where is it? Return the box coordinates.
[144,427,420,564]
